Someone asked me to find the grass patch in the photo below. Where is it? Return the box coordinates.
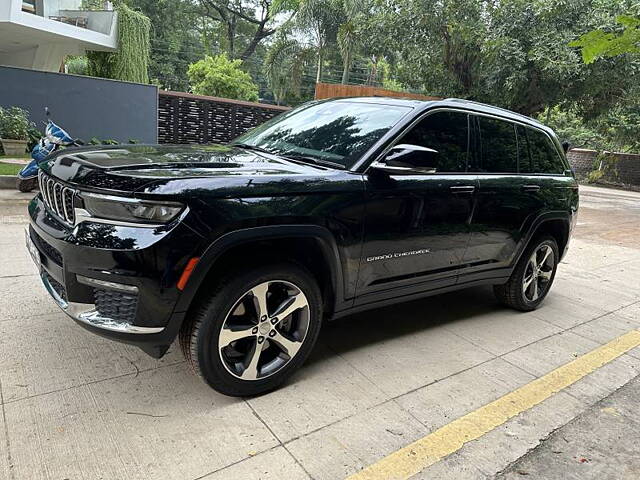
[0,162,23,175]
[0,154,30,159]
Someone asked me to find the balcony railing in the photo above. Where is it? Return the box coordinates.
[22,1,115,36]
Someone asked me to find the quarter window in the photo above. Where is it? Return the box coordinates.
[520,128,565,174]
[399,111,469,172]
[472,116,518,173]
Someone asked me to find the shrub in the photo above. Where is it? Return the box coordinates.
[187,54,259,102]
[0,106,31,140]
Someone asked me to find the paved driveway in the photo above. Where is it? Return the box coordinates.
[1,185,639,480]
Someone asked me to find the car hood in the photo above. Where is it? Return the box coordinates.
[42,144,359,197]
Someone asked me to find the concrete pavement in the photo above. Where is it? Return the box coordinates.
[0,184,639,479]
[496,374,640,480]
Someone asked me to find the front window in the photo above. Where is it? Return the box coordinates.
[233,101,411,169]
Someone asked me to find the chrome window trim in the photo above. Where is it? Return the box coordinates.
[360,106,568,176]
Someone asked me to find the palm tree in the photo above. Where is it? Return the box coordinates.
[337,0,364,84]
[296,0,340,83]
[264,35,315,104]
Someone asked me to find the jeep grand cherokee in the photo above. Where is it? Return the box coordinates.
[27,98,579,396]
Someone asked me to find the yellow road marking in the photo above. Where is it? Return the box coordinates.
[347,329,640,480]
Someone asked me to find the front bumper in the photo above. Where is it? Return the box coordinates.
[28,193,204,357]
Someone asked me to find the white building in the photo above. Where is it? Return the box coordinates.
[0,0,117,72]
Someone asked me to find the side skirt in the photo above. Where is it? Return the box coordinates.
[330,271,511,321]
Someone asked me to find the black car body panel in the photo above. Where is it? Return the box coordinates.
[28,97,578,358]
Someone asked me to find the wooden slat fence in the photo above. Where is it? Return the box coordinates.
[158,90,290,144]
[315,82,441,101]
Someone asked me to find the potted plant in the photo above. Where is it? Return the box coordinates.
[0,106,31,156]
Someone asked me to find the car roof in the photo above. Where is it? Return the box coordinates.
[329,96,551,133]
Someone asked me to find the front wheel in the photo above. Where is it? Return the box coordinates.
[494,236,559,311]
[16,176,37,193]
[179,263,322,396]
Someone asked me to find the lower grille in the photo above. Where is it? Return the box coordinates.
[94,288,138,324]
[43,271,67,302]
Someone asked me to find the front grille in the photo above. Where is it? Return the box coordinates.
[38,171,76,225]
[43,271,67,302]
[94,288,138,324]
[31,230,63,266]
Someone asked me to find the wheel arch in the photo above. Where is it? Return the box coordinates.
[174,225,347,321]
[516,212,571,266]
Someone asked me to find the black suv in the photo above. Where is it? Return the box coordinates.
[27,98,578,396]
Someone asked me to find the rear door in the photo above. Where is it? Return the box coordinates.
[462,115,540,277]
[463,116,570,279]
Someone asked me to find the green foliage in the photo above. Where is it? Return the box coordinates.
[264,35,315,105]
[188,54,259,101]
[538,107,608,150]
[0,107,32,140]
[87,3,151,83]
[587,152,620,184]
[65,56,89,75]
[127,0,204,91]
[570,15,640,64]
[586,169,605,183]
[539,101,640,153]
[27,124,42,151]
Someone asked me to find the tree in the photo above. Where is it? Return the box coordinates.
[126,0,205,90]
[295,0,341,82]
[337,0,366,84]
[87,3,151,83]
[198,0,294,61]
[187,53,260,101]
[570,15,640,64]
[264,34,315,104]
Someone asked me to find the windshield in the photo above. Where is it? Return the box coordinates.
[232,101,412,169]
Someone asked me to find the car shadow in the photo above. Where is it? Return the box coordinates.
[307,285,512,366]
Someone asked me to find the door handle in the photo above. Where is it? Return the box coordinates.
[522,184,541,192]
[450,185,475,194]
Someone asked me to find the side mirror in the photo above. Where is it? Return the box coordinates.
[371,144,439,174]
[562,141,570,153]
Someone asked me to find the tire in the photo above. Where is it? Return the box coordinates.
[179,262,323,396]
[493,236,559,312]
[16,177,37,193]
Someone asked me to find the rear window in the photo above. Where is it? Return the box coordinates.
[471,116,518,173]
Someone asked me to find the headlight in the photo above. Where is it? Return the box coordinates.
[80,192,184,224]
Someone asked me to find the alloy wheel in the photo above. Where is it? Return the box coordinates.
[522,244,555,302]
[218,280,310,380]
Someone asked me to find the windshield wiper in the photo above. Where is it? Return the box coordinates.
[233,143,345,170]
[232,143,275,155]
[281,153,346,170]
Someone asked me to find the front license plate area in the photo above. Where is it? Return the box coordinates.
[25,229,41,272]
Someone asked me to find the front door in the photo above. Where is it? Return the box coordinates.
[356,110,477,304]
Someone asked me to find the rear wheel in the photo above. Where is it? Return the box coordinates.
[180,263,322,396]
[494,236,559,311]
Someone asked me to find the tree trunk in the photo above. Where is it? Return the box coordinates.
[239,24,274,61]
[316,49,323,83]
[341,50,351,84]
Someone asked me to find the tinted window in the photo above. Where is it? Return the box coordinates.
[473,116,518,173]
[520,128,564,174]
[400,111,469,172]
[233,101,410,169]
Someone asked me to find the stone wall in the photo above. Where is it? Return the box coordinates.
[567,148,640,187]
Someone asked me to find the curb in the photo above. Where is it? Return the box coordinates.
[0,175,16,189]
